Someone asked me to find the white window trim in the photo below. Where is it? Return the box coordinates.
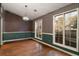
[35,19,43,40]
[53,8,78,52]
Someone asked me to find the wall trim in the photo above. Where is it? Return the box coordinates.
[3,37,33,43]
[32,38,77,56]
[0,7,3,45]
[42,32,53,35]
[3,31,33,33]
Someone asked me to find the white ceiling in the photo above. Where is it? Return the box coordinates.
[2,3,70,20]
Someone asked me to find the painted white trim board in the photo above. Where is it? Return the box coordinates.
[3,31,33,33]
[42,33,53,35]
[3,37,33,43]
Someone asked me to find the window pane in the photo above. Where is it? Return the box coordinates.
[55,15,64,44]
[65,11,77,48]
[65,11,77,30]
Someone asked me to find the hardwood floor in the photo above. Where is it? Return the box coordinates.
[0,39,70,56]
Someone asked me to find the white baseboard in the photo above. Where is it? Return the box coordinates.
[3,37,33,43]
[32,39,77,56]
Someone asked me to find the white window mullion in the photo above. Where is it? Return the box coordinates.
[63,13,65,46]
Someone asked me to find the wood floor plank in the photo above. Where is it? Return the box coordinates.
[0,39,70,56]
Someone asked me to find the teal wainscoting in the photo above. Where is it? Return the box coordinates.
[31,32,35,38]
[42,34,53,44]
[3,32,33,41]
